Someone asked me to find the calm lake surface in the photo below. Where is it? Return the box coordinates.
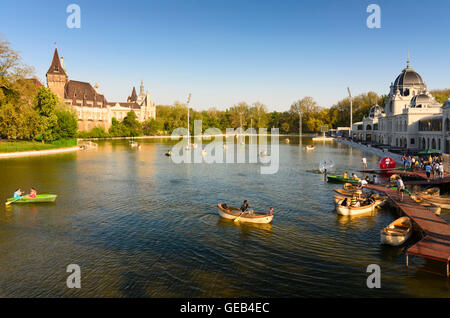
[0,138,448,297]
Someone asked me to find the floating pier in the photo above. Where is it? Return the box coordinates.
[366,184,450,277]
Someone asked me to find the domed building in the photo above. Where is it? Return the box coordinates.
[354,58,447,152]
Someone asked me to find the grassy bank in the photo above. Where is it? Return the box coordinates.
[0,139,78,153]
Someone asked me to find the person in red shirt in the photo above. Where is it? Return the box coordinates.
[26,188,37,199]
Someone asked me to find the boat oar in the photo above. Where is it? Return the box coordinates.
[234,212,245,223]
[5,198,20,206]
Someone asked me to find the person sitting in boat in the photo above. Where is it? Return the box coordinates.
[343,172,348,179]
[241,200,250,212]
[351,173,359,180]
[341,198,349,206]
[357,178,368,189]
[13,188,24,200]
[268,207,274,215]
[350,195,358,207]
[363,194,375,205]
[25,188,37,199]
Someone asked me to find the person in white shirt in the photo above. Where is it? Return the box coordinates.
[438,162,444,179]
[358,178,368,189]
[362,157,367,169]
[396,176,405,202]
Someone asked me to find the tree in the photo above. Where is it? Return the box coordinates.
[33,86,59,141]
[122,111,142,136]
[55,109,78,139]
[143,119,163,135]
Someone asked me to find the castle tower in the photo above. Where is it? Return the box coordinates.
[140,80,144,96]
[46,48,67,100]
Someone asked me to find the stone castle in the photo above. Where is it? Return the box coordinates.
[46,48,156,131]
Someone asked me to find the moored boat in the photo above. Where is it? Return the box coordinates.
[411,195,441,215]
[380,216,413,246]
[6,194,57,204]
[333,188,363,197]
[328,175,359,184]
[343,182,358,191]
[217,204,273,224]
[417,194,450,210]
[334,194,386,208]
[335,200,376,216]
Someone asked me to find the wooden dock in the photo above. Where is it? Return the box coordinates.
[366,184,450,277]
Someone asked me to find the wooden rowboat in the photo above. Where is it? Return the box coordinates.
[305,145,315,151]
[217,204,273,224]
[343,183,358,191]
[333,188,363,197]
[334,195,386,208]
[335,200,377,216]
[417,194,450,210]
[6,194,57,204]
[411,195,441,215]
[380,216,413,246]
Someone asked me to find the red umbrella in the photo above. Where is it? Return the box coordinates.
[379,157,396,170]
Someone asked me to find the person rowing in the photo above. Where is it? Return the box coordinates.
[13,188,24,200]
[241,200,250,212]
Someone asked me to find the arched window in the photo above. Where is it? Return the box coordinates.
[432,139,436,149]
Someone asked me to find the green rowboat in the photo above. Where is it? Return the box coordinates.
[6,194,57,204]
[327,175,360,184]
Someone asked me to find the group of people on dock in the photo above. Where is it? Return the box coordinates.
[401,154,444,180]
[400,154,445,180]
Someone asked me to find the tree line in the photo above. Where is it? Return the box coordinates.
[2,37,449,140]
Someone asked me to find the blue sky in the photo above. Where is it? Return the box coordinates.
[1,0,449,110]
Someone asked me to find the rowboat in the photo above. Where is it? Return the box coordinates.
[417,194,450,210]
[327,175,359,184]
[419,187,440,197]
[335,200,377,216]
[6,194,57,204]
[334,194,387,208]
[343,183,357,191]
[217,204,273,224]
[380,216,413,246]
[411,195,441,215]
[305,145,315,151]
[333,188,363,197]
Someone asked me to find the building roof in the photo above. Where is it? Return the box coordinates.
[129,87,138,102]
[107,101,141,109]
[65,80,107,106]
[46,48,67,77]
[393,65,425,88]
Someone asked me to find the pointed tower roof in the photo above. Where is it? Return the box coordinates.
[47,48,66,76]
[129,86,138,101]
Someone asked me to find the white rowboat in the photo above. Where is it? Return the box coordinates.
[380,216,413,246]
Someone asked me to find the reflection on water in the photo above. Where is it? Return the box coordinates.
[0,138,448,297]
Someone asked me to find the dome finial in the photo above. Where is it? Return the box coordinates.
[407,48,411,68]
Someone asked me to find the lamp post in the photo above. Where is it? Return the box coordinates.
[187,93,192,145]
[347,87,353,140]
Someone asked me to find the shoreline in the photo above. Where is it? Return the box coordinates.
[0,146,80,159]
[77,133,319,141]
[336,138,402,163]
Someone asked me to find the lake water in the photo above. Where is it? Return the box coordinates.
[0,138,448,297]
